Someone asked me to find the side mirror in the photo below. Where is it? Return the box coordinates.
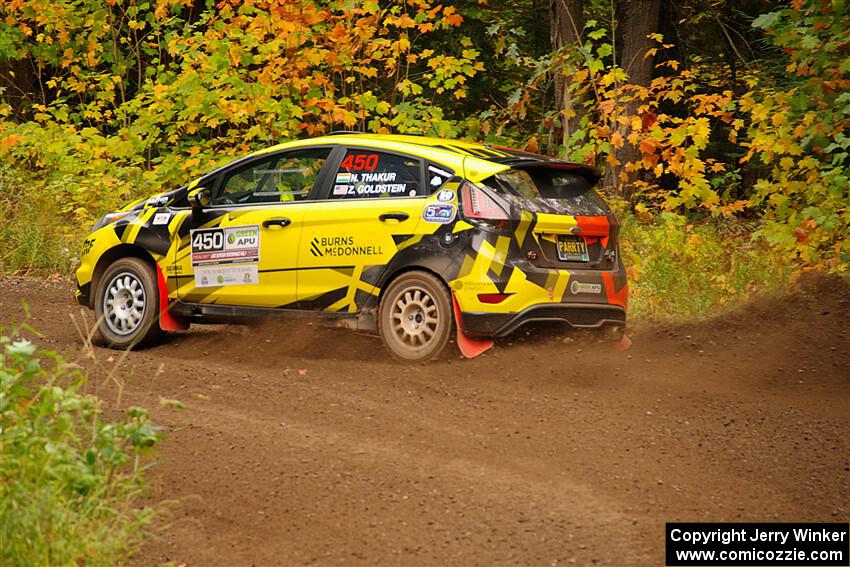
[188,187,211,208]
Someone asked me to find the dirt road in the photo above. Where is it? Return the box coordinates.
[1,275,848,566]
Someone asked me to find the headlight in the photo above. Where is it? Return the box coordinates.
[91,211,131,232]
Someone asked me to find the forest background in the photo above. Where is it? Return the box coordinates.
[0,0,847,320]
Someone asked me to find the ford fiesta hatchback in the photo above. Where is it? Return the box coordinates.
[75,132,628,361]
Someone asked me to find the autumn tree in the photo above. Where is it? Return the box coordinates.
[606,0,661,198]
[549,0,584,154]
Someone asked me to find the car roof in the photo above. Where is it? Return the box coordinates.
[222,132,600,184]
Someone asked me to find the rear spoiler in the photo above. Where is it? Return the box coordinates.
[509,160,602,186]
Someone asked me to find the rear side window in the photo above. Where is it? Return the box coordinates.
[329,150,423,199]
[427,163,454,190]
[483,168,609,216]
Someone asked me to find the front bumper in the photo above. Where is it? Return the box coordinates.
[74,283,91,308]
[460,303,626,338]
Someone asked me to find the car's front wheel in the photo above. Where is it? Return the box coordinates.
[378,271,453,362]
[94,257,163,349]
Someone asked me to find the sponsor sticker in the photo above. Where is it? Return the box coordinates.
[191,225,260,266]
[436,189,455,202]
[422,204,457,224]
[146,194,170,207]
[451,280,493,291]
[194,264,259,287]
[152,212,171,225]
[309,236,383,258]
[570,280,602,294]
[81,238,95,256]
[428,165,452,178]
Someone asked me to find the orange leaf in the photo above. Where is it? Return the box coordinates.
[639,137,657,155]
[611,131,624,148]
[0,134,21,150]
[444,14,463,26]
[396,13,415,29]
[598,99,616,115]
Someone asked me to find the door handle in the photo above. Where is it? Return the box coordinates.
[262,218,291,228]
[379,212,410,222]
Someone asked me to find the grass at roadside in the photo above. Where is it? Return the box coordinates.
[620,211,793,322]
[0,325,161,566]
[0,165,83,275]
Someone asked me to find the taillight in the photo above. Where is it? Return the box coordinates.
[460,182,511,233]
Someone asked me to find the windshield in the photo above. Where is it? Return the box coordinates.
[482,168,609,216]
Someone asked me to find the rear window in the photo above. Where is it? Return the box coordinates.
[482,168,609,216]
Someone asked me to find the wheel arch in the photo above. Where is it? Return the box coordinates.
[90,244,158,308]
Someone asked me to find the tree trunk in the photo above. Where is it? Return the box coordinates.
[549,0,583,156]
[617,0,661,86]
[606,0,661,199]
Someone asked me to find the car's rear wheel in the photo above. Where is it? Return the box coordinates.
[94,257,163,349]
[379,271,452,362]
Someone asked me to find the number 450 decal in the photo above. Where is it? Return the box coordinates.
[192,229,224,252]
[340,153,379,172]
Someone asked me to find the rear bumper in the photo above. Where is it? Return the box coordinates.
[460,303,626,338]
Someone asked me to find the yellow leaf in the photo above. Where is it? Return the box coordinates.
[691,117,710,148]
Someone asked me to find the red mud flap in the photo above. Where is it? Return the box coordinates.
[614,332,632,351]
[156,264,189,332]
[452,294,493,358]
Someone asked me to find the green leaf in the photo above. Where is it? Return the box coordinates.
[596,44,613,59]
[801,35,819,49]
[752,11,783,29]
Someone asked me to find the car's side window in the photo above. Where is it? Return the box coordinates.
[328,149,423,200]
[427,163,454,190]
[215,148,331,205]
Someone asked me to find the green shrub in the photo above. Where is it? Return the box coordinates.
[620,211,793,322]
[0,164,77,274]
[0,330,160,566]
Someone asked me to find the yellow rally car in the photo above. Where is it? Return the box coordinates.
[75,133,628,361]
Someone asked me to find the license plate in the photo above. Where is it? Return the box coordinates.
[556,235,589,262]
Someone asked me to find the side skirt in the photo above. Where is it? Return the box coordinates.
[169,301,378,332]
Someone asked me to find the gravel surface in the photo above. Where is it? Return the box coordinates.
[1,274,847,566]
